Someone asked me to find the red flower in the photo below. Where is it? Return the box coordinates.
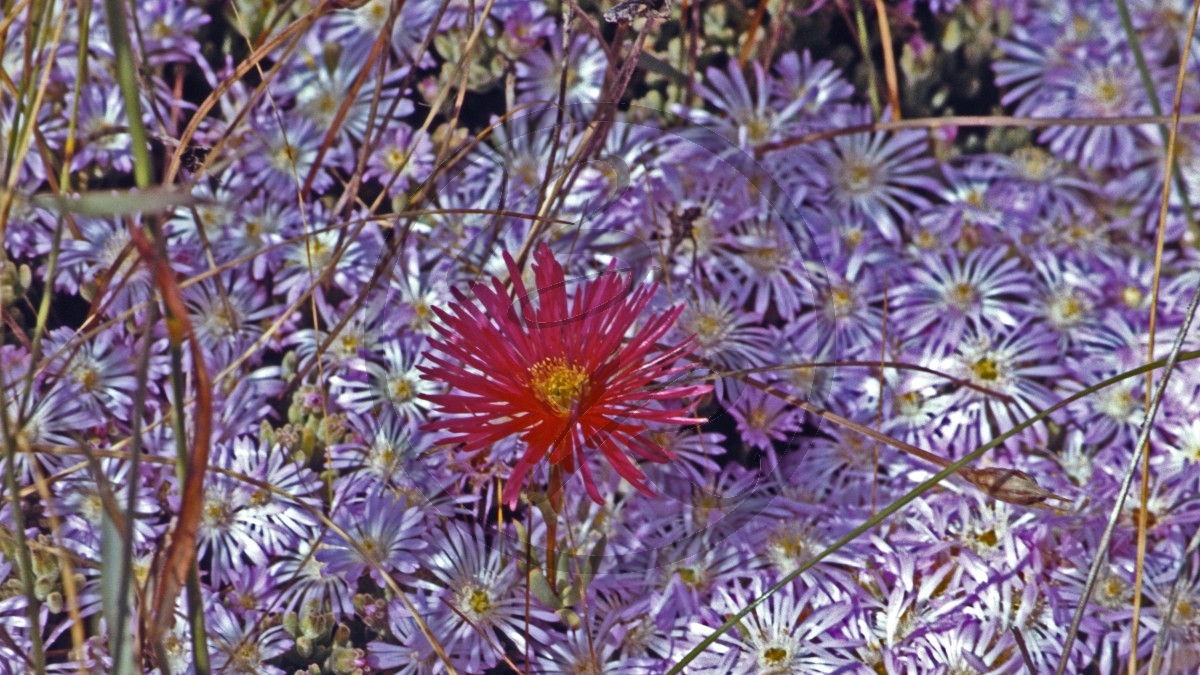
[420,243,710,507]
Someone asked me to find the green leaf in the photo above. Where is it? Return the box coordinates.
[557,607,581,630]
[529,569,560,608]
[555,547,571,592]
[31,188,199,216]
[560,584,580,608]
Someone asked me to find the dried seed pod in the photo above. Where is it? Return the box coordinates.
[959,467,1072,507]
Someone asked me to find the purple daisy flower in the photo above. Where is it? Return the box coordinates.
[533,620,646,674]
[1,98,57,187]
[328,412,449,498]
[57,216,159,316]
[637,428,726,486]
[912,621,1022,673]
[226,564,280,620]
[728,386,802,456]
[515,31,605,118]
[184,273,274,373]
[325,0,440,63]
[290,292,406,373]
[207,601,290,674]
[923,157,1011,235]
[218,193,295,280]
[240,112,332,195]
[364,123,435,198]
[892,246,1028,351]
[678,577,855,674]
[48,455,162,556]
[817,106,940,242]
[1029,253,1101,349]
[644,529,761,630]
[688,60,809,149]
[1035,56,1157,170]
[188,435,320,584]
[932,321,1065,450]
[317,492,428,587]
[993,9,1108,117]
[2,375,99,482]
[41,325,141,421]
[283,38,413,148]
[771,50,855,122]
[270,536,355,617]
[331,337,438,426]
[860,358,960,457]
[67,81,134,173]
[991,145,1096,222]
[673,286,776,402]
[789,254,886,360]
[135,0,210,66]
[644,151,760,281]
[1065,313,1147,446]
[416,523,556,671]
[712,211,813,319]
[1141,543,1200,672]
[271,206,378,305]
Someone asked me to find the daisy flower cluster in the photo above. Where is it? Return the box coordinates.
[2,0,1200,673]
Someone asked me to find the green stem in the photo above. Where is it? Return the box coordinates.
[851,0,881,117]
[101,0,154,189]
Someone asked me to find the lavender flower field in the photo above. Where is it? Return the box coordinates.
[5,0,1200,672]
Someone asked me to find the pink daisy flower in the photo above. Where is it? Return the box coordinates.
[420,243,710,507]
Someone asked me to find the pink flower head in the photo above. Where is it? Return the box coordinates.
[421,243,710,507]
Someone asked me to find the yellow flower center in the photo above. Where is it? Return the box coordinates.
[1050,292,1087,328]
[841,160,877,195]
[947,282,977,312]
[75,365,100,392]
[972,357,999,382]
[829,285,855,318]
[272,142,299,171]
[693,313,726,343]
[677,567,700,586]
[975,529,999,547]
[1095,78,1120,105]
[763,647,788,666]
[250,488,270,507]
[391,377,415,402]
[913,228,938,250]
[385,147,407,172]
[468,588,492,615]
[245,217,264,239]
[528,358,588,415]
[204,500,234,529]
[359,536,381,564]
[844,228,864,248]
[896,390,924,417]
[1122,285,1143,309]
[746,245,784,274]
[747,116,772,144]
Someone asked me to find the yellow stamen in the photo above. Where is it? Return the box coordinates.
[528,357,588,415]
[973,357,999,382]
